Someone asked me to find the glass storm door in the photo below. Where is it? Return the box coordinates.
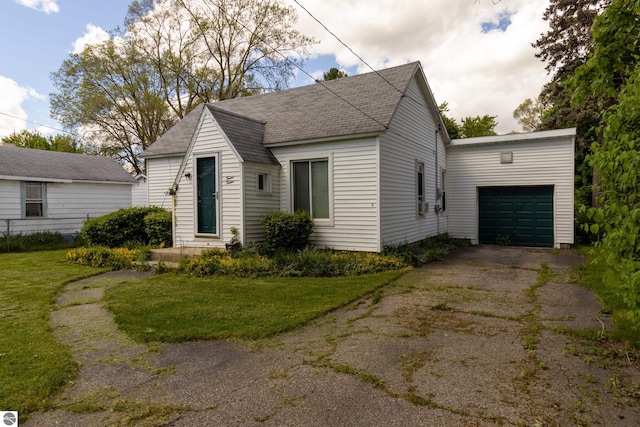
[197,157,217,234]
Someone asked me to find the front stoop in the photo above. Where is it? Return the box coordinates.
[149,247,205,269]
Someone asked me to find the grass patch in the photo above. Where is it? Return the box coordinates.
[104,269,406,342]
[0,250,106,415]
[573,246,640,348]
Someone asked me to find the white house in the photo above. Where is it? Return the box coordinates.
[142,61,576,251]
[446,129,576,248]
[0,146,135,237]
[142,62,448,252]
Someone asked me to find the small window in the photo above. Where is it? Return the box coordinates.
[292,159,329,219]
[24,181,44,217]
[257,173,271,193]
[441,169,446,211]
[417,162,425,203]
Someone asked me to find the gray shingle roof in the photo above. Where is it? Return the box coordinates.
[141,104,205,158]
[141,62,421,161]
[208,107,278,165]
[0,146,135,183]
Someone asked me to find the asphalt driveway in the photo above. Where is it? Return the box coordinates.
[28,246,640,426]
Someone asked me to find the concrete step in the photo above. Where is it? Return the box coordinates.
[150,247,205,264]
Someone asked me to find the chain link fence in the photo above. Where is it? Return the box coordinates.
[1,217,91,252]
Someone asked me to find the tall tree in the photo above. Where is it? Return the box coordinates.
[571,0,640,325]
[322,67,348,81]
[512,97,549,132]
[459,115,498,138]
[438,102,460,139]
[2,130,84,153]
[50,0,315,173]
[532,0,611,208]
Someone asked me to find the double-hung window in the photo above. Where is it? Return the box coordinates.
[24,181,45,217]
[292,159,329,219]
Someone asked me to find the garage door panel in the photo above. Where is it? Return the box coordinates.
[479,186,553,247]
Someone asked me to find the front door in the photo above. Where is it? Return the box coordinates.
[196,156,217,234]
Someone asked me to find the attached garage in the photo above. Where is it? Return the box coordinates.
[445,128,576,249]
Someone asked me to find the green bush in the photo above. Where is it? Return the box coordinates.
[181,247,406,278]
[261,210,314,251]
[144,210,172,247]
[67,246,144,269]
[81,206,170,248]
[0,231,68,253]
[383,233,468,267]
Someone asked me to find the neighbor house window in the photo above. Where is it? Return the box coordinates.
[257,173,271,193]
[24,181,44,217]
[441,168,446,211]
[292,159,329,219]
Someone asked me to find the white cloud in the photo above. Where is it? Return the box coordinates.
[287,0,551,134]
[0,75,44,138]
[15,0,59,14]
[72,24,110,54]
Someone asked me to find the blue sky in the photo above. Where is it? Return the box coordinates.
[0,0,552,138]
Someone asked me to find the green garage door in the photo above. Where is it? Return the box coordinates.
[478,186,554,247]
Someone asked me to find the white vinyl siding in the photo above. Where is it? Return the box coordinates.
[147,156,183,208]
[446,133,575,247]
[379,74,448,247]
[271,137,379,252]
[1,179,131,235]
[243,162,281,243]
[173,113,242,249]
[131,176,148,206]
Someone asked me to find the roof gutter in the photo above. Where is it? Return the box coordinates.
[264,131,384,148]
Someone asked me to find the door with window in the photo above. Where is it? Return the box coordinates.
[196,156,217,234]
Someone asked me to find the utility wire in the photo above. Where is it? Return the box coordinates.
[0,111,75,137]
[197,0,390,132]
[292,0,435,113]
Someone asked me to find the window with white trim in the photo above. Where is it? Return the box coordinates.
[417,162,425,203]
[24,181,45,217]
[292,159,329,219]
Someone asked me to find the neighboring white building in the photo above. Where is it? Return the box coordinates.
[142,61,576,251]
[0,146,135,237]
[131,174,148,207]
[142,62,448,252]
[446,129,576,248]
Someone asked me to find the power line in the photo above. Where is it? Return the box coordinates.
[0,111,75,137]
[292,0,434,113]
[190,0,390,132]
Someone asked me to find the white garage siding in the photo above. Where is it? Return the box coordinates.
[243,162,281,244]
[446,129,576,248]
[146,156,183,209]
[172,112,243,249]
[379,74,448,247]
[270,137,380,252]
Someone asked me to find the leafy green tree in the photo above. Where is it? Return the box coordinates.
[322,67,348,81]
[513,97,549,132]
[2,130,83,153]
[438,102,460,139]
[533,0,612,209]
[51,0,315,173]
[459,115,498,138]
[571,0,640,325]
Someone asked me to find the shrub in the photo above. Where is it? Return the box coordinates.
[181,246,406,278]
[261,211,314,252]
[67,246,143,269]
[383,233,468,267]
[144,210,172,247]
[81,206,170,247]
[0,231,68,252]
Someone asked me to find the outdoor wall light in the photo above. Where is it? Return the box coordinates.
[184,172,192,178]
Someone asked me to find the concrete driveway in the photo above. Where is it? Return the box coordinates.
[28,246,640,426]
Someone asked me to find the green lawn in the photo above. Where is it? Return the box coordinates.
[574,246,640,347]
[105,270,406,342]
[0,250,106,415]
